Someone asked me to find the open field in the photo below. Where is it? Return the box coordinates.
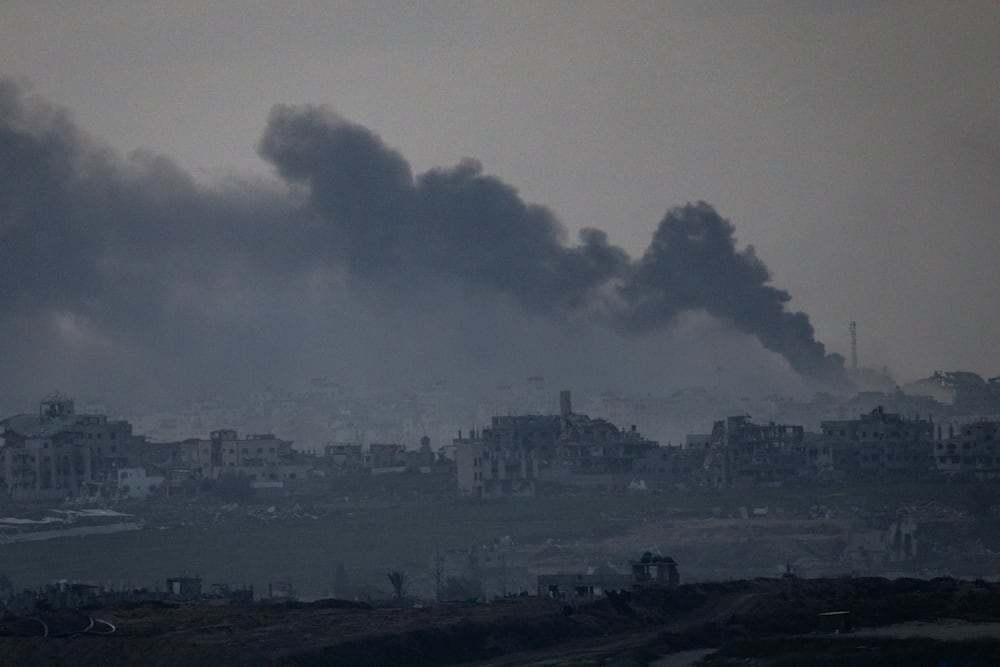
[0,490,663,596]
[1,478,996,597]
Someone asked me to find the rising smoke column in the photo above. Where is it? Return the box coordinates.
[620,202,847,384]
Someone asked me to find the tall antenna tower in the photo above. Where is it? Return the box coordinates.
[849,321,858,372]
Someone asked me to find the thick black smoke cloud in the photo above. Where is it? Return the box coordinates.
[258,105,846,384]
[620,202,846,382]
[0,78,846,405]
[259,105,629,313]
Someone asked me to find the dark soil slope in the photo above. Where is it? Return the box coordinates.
[1,578,999,666]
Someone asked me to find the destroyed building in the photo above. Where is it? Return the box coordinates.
[557,391,660,474]
[456,391,660,498]
[696,415,806,488]
[680,407,937,487]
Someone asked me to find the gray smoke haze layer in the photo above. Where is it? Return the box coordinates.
[0,79,846,407]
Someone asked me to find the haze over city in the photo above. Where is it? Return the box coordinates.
[1,1,998,411]
[4,6,1000,665]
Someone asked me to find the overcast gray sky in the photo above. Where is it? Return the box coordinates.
[2,1,998,394]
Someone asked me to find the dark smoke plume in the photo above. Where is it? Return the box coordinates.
[259,105,629,313]
[0,79,847,404]
[258,106,846,384]
[620,202,846,383]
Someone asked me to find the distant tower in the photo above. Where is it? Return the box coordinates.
[559,390,572,433]
[849,321,858,373]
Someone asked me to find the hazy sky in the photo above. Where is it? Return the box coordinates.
[2,1,998,401]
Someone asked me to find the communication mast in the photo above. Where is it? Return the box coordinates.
[849,321,858,373]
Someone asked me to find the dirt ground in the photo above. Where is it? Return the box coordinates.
[2,576,1000,666]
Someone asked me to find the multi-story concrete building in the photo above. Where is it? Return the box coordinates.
[456,391,661,497]
[707,415,806,487]
[934,420,1000,478]
[179,429,302,483]
[0,395,143,500]
[820,406,934,479]
[455,406,565,497]
[558,417,659,474]
[455,427,539,499]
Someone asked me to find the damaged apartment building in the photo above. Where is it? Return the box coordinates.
[0,395,145,500]
[455,391,659,498]
[818,406,934,480]
[679,407,937,487]
[687,415,806,488]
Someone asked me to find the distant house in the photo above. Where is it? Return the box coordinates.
[166,576,202,599]
[538,552,679,602]
[178,429,303,485]
[324,443,363,471]
[115,467,165,499]
[366,443,407,473]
